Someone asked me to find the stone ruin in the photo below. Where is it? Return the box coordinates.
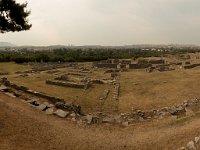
[15,62,78,75]
[129,59,163,69]
[104,69,120,74]
[94,58,168,70]
[178,54,191,60]
[148,59,165,64]
[129,63,151,69]
[50,71,93,89]
[95,63,118,69]
[54,74,69,81]
[146,64,175,73]
[111,72,119,78]
[67,72,86,77]
[46,80,92,89]
[0,78,83,116]
[97,89,110,111]
[0,72,9,76]
[184,63,200,69]
[113,80,120,112]
[2,77,200,128]
[94,59,132,69]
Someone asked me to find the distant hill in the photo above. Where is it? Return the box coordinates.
[0,42,16,47]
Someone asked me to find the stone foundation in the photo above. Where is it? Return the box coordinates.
[46,80,90,89]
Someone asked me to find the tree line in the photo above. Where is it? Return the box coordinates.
[0,48,200,63]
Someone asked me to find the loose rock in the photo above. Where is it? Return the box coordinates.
[186,141,196,150]
[45,108,55,115]
[54,109,69,118]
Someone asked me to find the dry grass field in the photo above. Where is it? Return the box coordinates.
[1,55,200,149]
[119,68,200,112]
[1,92,200,150]
[1,61,200,114]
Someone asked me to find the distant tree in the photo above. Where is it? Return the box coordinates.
[0,0,31,33]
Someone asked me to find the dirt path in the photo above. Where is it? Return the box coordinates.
[1,92,200,150]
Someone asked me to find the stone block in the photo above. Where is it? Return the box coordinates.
[37,104,48,111]
[54,109,69,118]
[45,108,55,115]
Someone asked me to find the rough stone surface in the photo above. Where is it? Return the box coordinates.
[185,108,194,116]
[54,109,69,118]
[195,136,200,148]
[4,92,16,98]
[0,85,8,91]
[102,116,115,124]
[37,104,48,111]
[186,141,196,150]
[26,99,38,104]
[122,121,129,127]
[86,115,93,124]
[45,108,55,115]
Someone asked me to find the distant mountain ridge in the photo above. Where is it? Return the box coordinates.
[0,42,16,47]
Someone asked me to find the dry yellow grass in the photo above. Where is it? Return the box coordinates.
[0,62,31,74]
[1,92,200,150]
[2,64,113,113]
[119,68,200,112]
[1,62,200,114]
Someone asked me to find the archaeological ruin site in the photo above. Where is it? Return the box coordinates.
[1,52,200,149]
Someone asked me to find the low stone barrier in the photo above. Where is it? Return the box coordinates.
[120,98,200,125]
[46,80,88,89]
[129,63,152,69]
[0,72,9,75]
[54,74,69,81]
[91,79,105,84]
[68,73,86,77]
[95,63,118,69]
[2,78,200,127]
[1,78,65,104]
[184,64,200,69]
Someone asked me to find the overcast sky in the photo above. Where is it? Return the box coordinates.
[1,0,200,46]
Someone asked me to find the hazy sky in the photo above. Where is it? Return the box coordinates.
[1,0,200,46]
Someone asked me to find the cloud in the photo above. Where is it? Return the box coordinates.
[1,0,200,45]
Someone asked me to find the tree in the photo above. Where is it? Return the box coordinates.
[0,0,31,33]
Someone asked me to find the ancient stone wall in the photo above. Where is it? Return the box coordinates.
[120,60,132,64]
[54,74,69,81]
[68,73,86,77]
[129,63,152,69]
[46,80,88,89]
[184,64,200,69]
[0,72,9,75]
[148,59,165,64]
[95,63,118,69]
[1,79,65,104]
